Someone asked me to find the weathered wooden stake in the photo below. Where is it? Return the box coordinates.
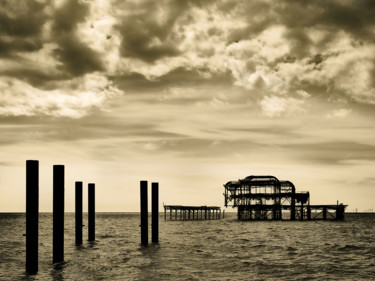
[26,160,39,274]
[140,181,148,245]
[152,182,159,243]
[75,181,83,245]
[53,165,64,263]
[88,183,95,241]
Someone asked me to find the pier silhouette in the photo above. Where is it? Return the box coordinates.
[224,175,347,221]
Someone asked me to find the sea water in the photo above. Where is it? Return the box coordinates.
[0,213,374,280]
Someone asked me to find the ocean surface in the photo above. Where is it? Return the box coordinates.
[0,213,374,281]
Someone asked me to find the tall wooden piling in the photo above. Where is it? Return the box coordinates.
[88,183,95,241]
[152,182,159,243]
[75,182,83,245]
[26,160,39,274]
[140,181,148,245]
[323,206,327,220]
[53,165,64,263]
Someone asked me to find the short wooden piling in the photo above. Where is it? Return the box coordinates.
[140,181,148,245]
[323,206,327,220]
[53,165,64,263]
[26,160,39,274]
[88,183,95,241]
[75,182,83,245]
[152,182,159,243]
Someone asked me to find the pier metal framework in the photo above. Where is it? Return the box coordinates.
[164,205,222,221]
[224,175,346,221]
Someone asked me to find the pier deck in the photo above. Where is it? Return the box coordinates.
[164,205,222,221]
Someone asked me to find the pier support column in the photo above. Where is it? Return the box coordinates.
[152,182,158,243]
[140,181,148,245]
[300,203,304,221]
[307,206,311,220]
[26,160,39,274]
[323,207,327,220]
[336,205,345,220]
[291,198,296,220]
[75,182,83,246]
[88,183,95,241]
[53,165,64,263]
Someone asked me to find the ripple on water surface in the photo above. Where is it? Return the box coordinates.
[0,213,375,280]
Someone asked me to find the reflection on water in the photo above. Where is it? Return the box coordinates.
[1,213,375,280]
[51,261,66,281]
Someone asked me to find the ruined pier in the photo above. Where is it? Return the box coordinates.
[224,175,346,221]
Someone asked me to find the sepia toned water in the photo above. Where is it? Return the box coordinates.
[0,213,375,281]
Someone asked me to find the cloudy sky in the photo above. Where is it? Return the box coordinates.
[1,0,374,212]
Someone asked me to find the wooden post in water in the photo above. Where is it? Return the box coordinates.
[88,183,95,241]
[75,182,83,245]
[53,165,64,263]
[152,182,159,243]
[300,202,304,221]
[323,207,327,220]
[140,181,148,245]
[26,160,39,274]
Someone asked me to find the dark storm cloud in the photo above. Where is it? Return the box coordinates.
[116,0,190,62]
[224,0,375,52]
[51,0,104,76]
[0,67,65,88]
[0,0,47,56]
[0,0,103,84]
[53,34,104,76]
[51,0,88,35]
[0,1,46,37]
[0,37,42,56]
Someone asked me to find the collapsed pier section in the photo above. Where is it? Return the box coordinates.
[224,175,346,221]
[164,205,222,221]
